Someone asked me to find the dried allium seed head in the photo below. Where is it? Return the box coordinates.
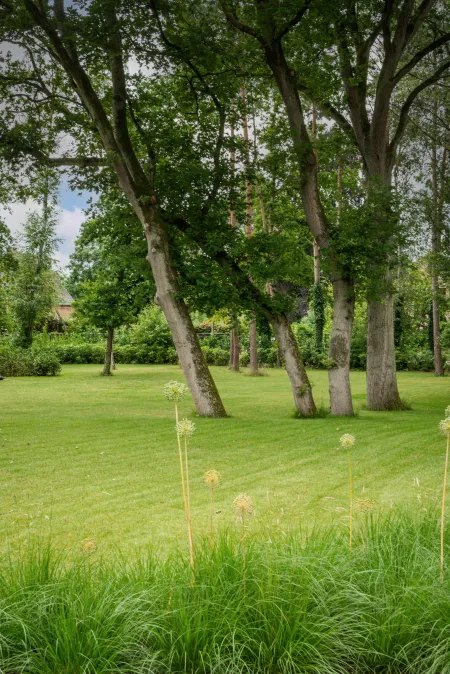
[439,418,450,436]
[339,433,356,449]
[203,470,221,488]
[164,380,188,403]
[233,493,254,518]
[175,418,195,438]
[81,537,97,554]
[354,498,376,512]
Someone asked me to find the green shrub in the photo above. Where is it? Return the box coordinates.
[53,343,105,364]
[0,346,61,376]
[396,348,436,372]
[201,345,229,366]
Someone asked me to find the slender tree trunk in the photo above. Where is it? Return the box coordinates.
[431,140,446,376]
[229,324,240,372]
[111,350,116,371]
[328,277,355,415]
[432,277,444,376]
[313,239,320,284]
[271,313,316,416]
[102,327,114,376]
[228,125,240,372]
[248,317,259,375]
[143,210,227,417]
[242,83,259,376]
[233,326,240,370]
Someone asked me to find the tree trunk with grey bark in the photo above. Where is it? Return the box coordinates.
[365,166,402,410]
[366,290,402,410]
[328,277,355,415]
[271,313,316,416]
[267,51,354,414]
[102,327,114,376]
[143,210,227,417]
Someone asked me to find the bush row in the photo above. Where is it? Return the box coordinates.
[0,347,61,377]
[0,341,445,375]
[52,343,179,365]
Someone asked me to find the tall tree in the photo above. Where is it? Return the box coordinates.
[0,220,16,335]
[11,180,59,347]
[220,0,450,410]
[68,193,151,376]
[220,1,357,415]
[1,1,226,416]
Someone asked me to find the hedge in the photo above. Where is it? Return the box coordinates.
[0,347,61,376]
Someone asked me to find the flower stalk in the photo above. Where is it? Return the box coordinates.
[339,434,355,550]
[233,493,253,596]
[203,470,221,550]
[439,412,450,581]
[164,381,195,574]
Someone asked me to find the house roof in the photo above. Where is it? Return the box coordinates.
[58,286,74,306]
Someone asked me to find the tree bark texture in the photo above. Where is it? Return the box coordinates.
[366,291,402,410]
[271,313,317,417]
[229,325,240,371]
[328,277,355,415]
[102,327,114,376]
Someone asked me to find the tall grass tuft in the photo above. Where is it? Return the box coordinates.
[1,512,450,673]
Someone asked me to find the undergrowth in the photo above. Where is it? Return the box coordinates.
[0,511,450,673]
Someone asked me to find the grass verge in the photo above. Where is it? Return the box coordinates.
[1,511,450,673]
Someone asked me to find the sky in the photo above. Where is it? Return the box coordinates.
[0,181,89,270]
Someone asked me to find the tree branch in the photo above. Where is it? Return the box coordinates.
[389,57,450,156]
[276,0,312,40]
[219,1,257,38]
[47,156,108,167]
[296,81,357,144]
[393,32,450,85]
[105,8,145,187]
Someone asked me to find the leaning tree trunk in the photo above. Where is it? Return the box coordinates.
[366,290,402,410]
[271,313,316,416]
[328,277,355,415]
[143,209,227,417]
[268,52,353,413]
[241,83,260,376]
[102,327,114,376]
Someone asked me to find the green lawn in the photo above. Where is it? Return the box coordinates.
[1,364,449,555]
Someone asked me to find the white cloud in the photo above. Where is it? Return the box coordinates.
[0,201,85,269]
